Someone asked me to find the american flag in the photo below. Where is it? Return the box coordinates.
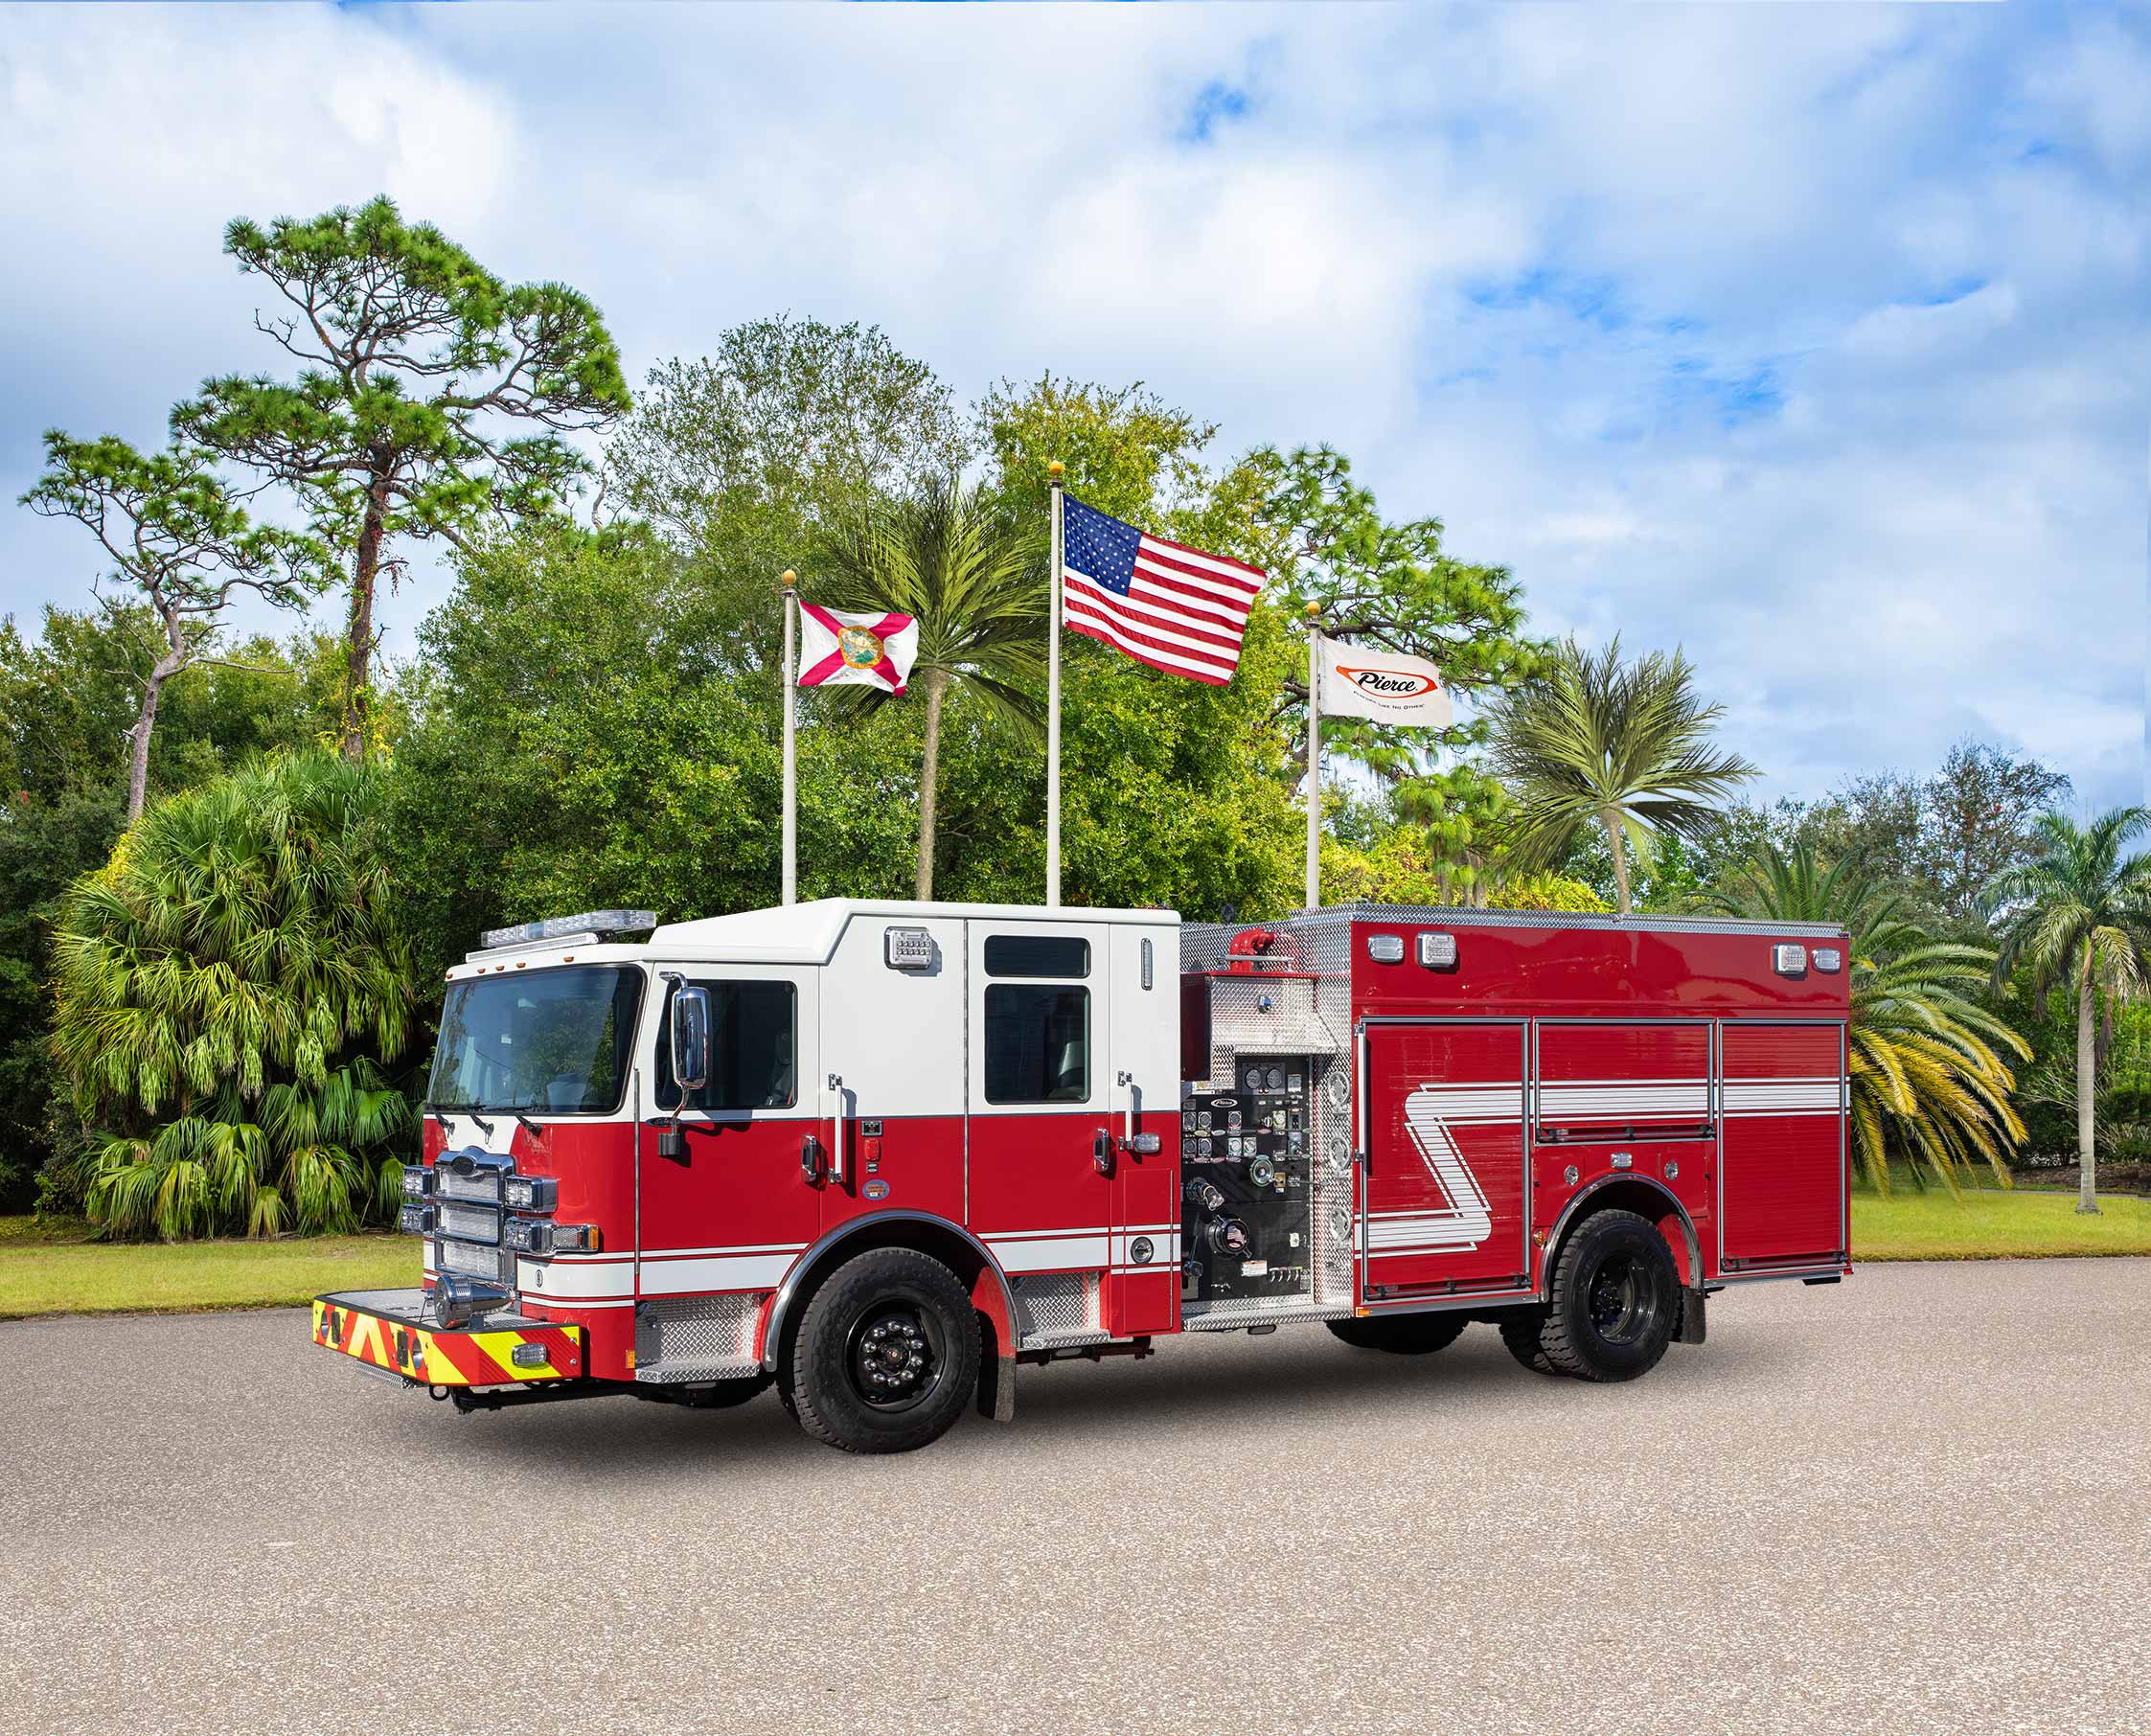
[1060,494,1264,685]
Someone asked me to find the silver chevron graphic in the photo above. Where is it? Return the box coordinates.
[1369,1084,1498,1255]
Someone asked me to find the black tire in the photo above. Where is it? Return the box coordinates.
[1326,1313,1470,1355]
[1537,1209,1679,1382]
[789,1247,980,1454]
[1497,1308,1556,1375]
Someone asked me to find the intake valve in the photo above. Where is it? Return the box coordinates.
[1206,1216,1250,1255]
[1185,1177,1225,1213]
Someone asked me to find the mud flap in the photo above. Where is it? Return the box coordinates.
[975,1315,1018,1424]
[1677,1286,1707,1346]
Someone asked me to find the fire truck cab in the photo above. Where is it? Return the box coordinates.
[314,898,1851,1454]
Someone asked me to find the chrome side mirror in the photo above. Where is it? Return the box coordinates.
[670,985,711,1095]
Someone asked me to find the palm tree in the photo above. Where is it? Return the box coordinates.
[1984,809,2151,1214]
[821,477,1045,899]
[1710,840,2026,1195]
[1485,634,1755,914]
[51,751,416,1239]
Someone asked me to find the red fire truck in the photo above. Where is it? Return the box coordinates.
[313,900,1851,1453]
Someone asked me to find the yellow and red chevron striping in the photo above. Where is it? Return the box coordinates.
[311,1299,584,1388]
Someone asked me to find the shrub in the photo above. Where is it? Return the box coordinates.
[50,752,417,1239]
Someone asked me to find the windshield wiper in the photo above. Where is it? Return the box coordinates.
[426,1100,496,1139]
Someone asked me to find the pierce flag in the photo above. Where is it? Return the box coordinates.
[1317,637,1453,728]
[796,605,919,694]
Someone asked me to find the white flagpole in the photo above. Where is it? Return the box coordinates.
[781,569,798,906]
[1046,460,1064,908]
[1305,605,1322,911]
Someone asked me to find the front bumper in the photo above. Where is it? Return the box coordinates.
[312,1289,584,1388]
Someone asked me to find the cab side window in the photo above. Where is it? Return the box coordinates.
[654,979,797,1110]
[981,928,1091,1108]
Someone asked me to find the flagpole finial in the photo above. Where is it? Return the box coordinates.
[781,569,796,590]
[1047,460,1064,481]
[1304,603,1320,621]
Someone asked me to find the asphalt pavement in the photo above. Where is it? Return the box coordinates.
[2,1258,2146,1736]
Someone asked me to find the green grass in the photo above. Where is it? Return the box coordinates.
[1851,1185,2151,1261]
[0,1217,415,1319]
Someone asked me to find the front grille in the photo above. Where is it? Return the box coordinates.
[435,1201,500,1245]
[437,1168,502,1204]
[435,1238,511,1284]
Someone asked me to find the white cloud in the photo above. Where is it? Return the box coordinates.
[0,2,2142,814]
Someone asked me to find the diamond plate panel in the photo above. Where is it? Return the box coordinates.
[1011,1272,1105,1347]
[634,1293,763,1382]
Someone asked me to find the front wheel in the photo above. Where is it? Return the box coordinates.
[1535,1209,1679,1382]
[1326,1313,1469,1355]
[788,1247,980,1454]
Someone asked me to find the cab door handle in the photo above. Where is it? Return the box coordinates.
[800,1134,826,1186]
[1092,1130,1115,1177]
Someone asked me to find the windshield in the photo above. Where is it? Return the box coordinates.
[427,966,642,1114]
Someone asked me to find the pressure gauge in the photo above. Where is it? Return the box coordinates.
[1246,1066,1265,1092]
[1266,1066,1285,1091]
[1248,1154,1277,1188]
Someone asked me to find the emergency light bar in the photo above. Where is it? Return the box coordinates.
[475,909,657,951]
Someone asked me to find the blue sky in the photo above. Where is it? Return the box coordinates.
[2,3,2145,810]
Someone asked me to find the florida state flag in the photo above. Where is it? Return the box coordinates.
[796,605,919,694]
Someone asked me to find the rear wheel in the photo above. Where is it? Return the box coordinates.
[1497,1309,1556,1374]
[1536,1209,1679,1382]
[1326,1313,1470,1356]
[789,1247,980,1454]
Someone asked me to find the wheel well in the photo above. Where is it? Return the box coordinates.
[762,1214,1013,1376]
[1544,1179,1700,1291]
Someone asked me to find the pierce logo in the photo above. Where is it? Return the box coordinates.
[1337,665,1440,699]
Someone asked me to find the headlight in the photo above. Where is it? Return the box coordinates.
[399,1203,435,1235]
[506,1220,601,1258]
[401,1165,434,1199]
[503,1176,557,1212]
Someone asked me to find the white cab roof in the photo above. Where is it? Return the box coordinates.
[652,898,1178,957]
[446,899,1180,979]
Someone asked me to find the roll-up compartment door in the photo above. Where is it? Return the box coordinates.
[1719,1022,1846,1268]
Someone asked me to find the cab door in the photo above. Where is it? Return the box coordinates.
[1104,925,1178,1335]
[964,923,1111,1329]
[635,966,823,1303]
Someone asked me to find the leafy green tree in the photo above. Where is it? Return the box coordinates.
[1779,745,2072,933]
[1247,446,1541,855]
[1986,809,2151,1214]
[1486,634,1756,914]
[174,196,631,760]
[387,524,924,980]
[819,478,1045,899]
[957,376,1301,916]
[21,432,323,821]
[609,317,969,674]
[0,609,353,1211]
[976,374,1217,533]
[1712,840,2025,1194]
[51,753,417,1239]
